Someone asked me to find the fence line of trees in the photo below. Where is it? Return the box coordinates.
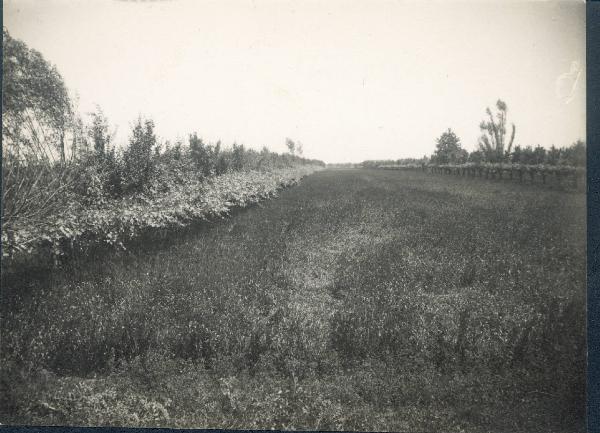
[423,161,585,188]
[364,99,585,188]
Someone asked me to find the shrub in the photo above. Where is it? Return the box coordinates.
[230,143,246,171]
[69,154,108,205]
[214,141,230,175]
[122,118,158,194]
[561,140,586,167]
[189,133,214,177]
[1,155,74,238]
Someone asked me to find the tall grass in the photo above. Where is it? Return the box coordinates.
[1,169,585,432]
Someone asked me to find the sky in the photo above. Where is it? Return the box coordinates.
[4,0,585,163]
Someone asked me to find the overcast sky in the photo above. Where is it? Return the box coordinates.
[4,0,585,163]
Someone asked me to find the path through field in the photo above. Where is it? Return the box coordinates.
[2,169,587,432]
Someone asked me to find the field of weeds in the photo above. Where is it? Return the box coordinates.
[0,169,586,432]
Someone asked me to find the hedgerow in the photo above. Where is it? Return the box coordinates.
[1,28,325,270]
[2,165,321,268]
[379,162,585,189]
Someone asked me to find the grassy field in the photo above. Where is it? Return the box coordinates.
[1,169,586,432]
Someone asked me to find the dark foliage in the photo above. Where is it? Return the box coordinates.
[121,118,158,194]
[2,28,72,160]
[431,129,468,164]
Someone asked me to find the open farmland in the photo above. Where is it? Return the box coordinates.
[1,168,586,432]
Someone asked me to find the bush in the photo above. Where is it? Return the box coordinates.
[69,154,108,205]
[214,142,230,175]
[560,140,586,167]
[230,143,246,171]
[1,155,74,234]
[189,133,214,177]
[122,118,158,194]
[509,141,585,167]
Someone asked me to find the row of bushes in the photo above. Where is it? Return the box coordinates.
[378,162,585,189]
[2,164,322,269]
[460,141,585,166]
[3,112,327,258]
[359,99,584,170]
[361,140,586,170]
[67,118,323,203]
[358,158,427,169]
[2,28,325,269]
[380,161,586,175]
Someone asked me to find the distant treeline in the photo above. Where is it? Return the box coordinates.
[426,139,585,167]
[329,158,427,169]
[354,99,585,170]
[360,141,585,170]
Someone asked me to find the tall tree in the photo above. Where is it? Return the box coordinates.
[432,129,467,164]
[478,99,516,163]
[2,28,74,231]
[2,28,72,161]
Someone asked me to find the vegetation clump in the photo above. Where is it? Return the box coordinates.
[1,29,324,267]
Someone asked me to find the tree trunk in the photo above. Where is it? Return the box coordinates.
[60,129,66,162]
[71,133,77,161]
